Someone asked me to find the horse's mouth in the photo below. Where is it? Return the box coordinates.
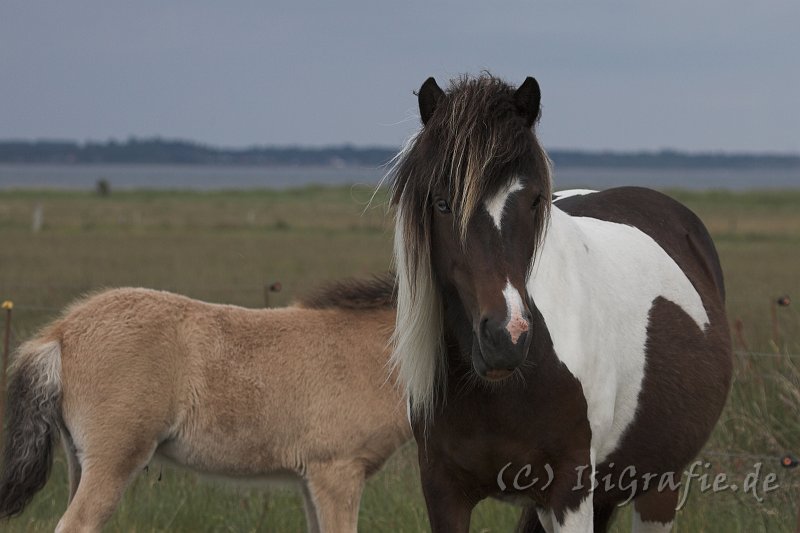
[472,340,517,382]
[485,368,514,381]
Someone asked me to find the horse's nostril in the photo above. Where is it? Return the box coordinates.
[479,317,490,337]
[479,316,503,350]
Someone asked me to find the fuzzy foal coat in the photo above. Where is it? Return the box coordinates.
[0,288,410,533]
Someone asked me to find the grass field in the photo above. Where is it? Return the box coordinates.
[0,186,798,532]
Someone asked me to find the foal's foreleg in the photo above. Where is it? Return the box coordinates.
[304,461,366,533]
[299,480,322,533]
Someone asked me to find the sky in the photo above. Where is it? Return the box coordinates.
[1,1,798,152]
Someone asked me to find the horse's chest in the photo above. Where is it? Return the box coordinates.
[420,387,591,498]
[434,430,550,502]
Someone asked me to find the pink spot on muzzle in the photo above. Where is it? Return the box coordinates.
[506,315,529,344]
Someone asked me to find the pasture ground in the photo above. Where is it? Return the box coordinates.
[0,186,798,532]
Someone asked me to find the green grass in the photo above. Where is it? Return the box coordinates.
[0,186,798,532]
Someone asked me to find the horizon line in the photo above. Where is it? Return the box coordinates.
[1,137,799,159]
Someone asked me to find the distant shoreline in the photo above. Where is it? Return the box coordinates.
[1,138,798,170]
[1,163,797,191]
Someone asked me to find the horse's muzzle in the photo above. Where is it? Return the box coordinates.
[472,313,532,381]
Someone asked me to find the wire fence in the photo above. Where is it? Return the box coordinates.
[0,290,797,478]
[4,311,800,358]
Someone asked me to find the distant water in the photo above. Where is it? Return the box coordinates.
[0,164,797,191]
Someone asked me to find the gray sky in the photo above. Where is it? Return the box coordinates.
[1,0,798,152]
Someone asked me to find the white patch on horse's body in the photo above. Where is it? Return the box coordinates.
[552,189,598,201]
[528,206,709,463]
[485,178,524,230]
[502,279,528,344]
[632,510,673,533]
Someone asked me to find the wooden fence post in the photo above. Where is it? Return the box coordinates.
[263,282,282,308]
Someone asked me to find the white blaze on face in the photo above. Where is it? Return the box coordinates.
[502,279,528,344]
[485,178,524,231]
[484,179,529,344]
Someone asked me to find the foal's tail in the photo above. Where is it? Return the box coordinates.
[0,339,63,519]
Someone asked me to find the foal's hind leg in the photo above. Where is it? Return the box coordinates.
[60,429,82,504]
[54,436,158,533]
[303,461,366,533]
[632,488,678,532]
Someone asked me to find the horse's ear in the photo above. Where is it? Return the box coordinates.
[418,77,445,125]
[514,76,541,127]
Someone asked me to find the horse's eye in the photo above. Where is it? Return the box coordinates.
[435,198,452,214]
[531,195,542,210]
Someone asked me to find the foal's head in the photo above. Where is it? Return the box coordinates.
[389,74,552,416]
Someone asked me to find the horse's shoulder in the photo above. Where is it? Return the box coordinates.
[553,186,725,305]
[554,187,712,257]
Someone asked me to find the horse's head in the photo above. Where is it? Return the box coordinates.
[389,74,552,415]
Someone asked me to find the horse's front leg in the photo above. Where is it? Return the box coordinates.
[547,452,595,533]
[419,467,477,532]
[551,492,594,533]
[417,449,480,533]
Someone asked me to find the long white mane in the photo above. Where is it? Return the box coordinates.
[390,204,445,422]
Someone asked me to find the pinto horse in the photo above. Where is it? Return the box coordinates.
[388,74,732,532]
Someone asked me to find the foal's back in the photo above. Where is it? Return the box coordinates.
[52,288,406,477]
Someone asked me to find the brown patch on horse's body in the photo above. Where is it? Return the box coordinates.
[1,287,409,532]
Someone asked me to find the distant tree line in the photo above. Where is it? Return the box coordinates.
[0,138,797,169]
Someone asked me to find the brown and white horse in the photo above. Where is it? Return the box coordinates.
[0,277,410,533]
[388,74,732,532]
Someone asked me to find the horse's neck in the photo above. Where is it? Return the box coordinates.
[525,203,710,377]
[528,206,589,300]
